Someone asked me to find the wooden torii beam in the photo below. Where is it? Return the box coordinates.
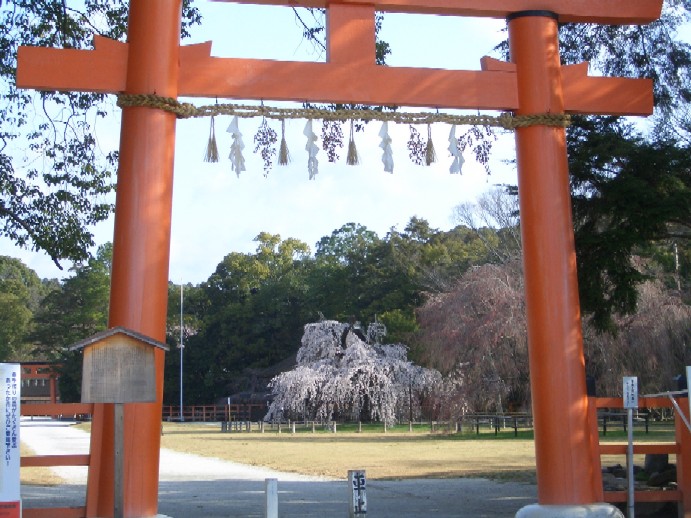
[16,1,662,517]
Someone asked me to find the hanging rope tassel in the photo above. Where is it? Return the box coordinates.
[227,116,246,177]
[425,124,437,166]
[379,121,394,173]
[204,116,219,163]
[346,120,360,166]
[304,119,319,180]
[278,119,291,165]
[448,124,464,175]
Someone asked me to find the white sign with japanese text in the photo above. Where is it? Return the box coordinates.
[623,376,639,410]
[348,470,367,517]
[0,363,20,518]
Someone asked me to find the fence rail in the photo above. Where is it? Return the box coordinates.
[590,395,689,510]
[161,403,268,422]
[20,402,94,518]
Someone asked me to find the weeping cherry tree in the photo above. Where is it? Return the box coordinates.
[266,320,442,426]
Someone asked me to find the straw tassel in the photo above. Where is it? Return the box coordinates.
[204,116,219,163]
[278,119,291,165]
[425,124,437,166]
[346,120,360,166]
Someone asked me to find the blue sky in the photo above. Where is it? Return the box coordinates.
[0,2,517,283]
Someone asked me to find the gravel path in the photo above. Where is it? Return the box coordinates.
[20,417,538,517]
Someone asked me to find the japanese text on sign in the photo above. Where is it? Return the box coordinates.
[0,363,20,517]
[349,470,367,516]
[623,376,639,409]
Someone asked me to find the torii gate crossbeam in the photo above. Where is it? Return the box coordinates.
[16,1,662,517]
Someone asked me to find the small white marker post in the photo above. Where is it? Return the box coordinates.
[623,376,638,518]
[348,470,367,517]
[264,478,278,518]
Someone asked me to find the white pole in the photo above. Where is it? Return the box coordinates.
[623,376,638,518]
[179,283,184,422]
[627,407,635,518]
[114,403,125,518]
[265,478,278,518]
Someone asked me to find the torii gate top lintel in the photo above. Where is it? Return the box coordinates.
[16,0,662,115]
[212,0,662,25]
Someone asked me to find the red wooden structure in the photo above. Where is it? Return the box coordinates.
[16,0,662,516]
[20,363,60,405]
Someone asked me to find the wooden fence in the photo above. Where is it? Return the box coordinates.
[590,396,691,513]
[161,403,268,422]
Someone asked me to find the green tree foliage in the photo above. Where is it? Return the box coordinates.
[558,2,690,328]
[32,243,112,400]
[312,223,389,321]
[0,1,200,267]
[161,220,492,403]
[173,233,314,403]
[569,117,691,330]
[164,281,209,405]
[0,255,45,360]
[558,0,690,130]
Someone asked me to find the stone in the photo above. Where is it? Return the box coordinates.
[647,468,676,487]
[644,454,669,475]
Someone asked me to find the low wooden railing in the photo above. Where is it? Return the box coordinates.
[21,402,94,518]
[161,403,268,422]
[590,396,690,512]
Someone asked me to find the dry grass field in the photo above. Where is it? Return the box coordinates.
[21,420,675,486]
[160,422,539,482]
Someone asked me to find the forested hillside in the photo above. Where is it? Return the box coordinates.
[3,199,688,410]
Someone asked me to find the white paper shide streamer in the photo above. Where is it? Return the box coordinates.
[226,116,246,177]
[304,120,319,180]
[379,121,394,173]
[448,124,464,175]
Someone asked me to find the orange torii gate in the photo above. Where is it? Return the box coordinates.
[16,1,661,517]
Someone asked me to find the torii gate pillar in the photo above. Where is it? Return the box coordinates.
[85,1,182,517]
[509,13,606,515]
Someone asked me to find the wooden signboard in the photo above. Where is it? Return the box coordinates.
[70,327,168,404]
